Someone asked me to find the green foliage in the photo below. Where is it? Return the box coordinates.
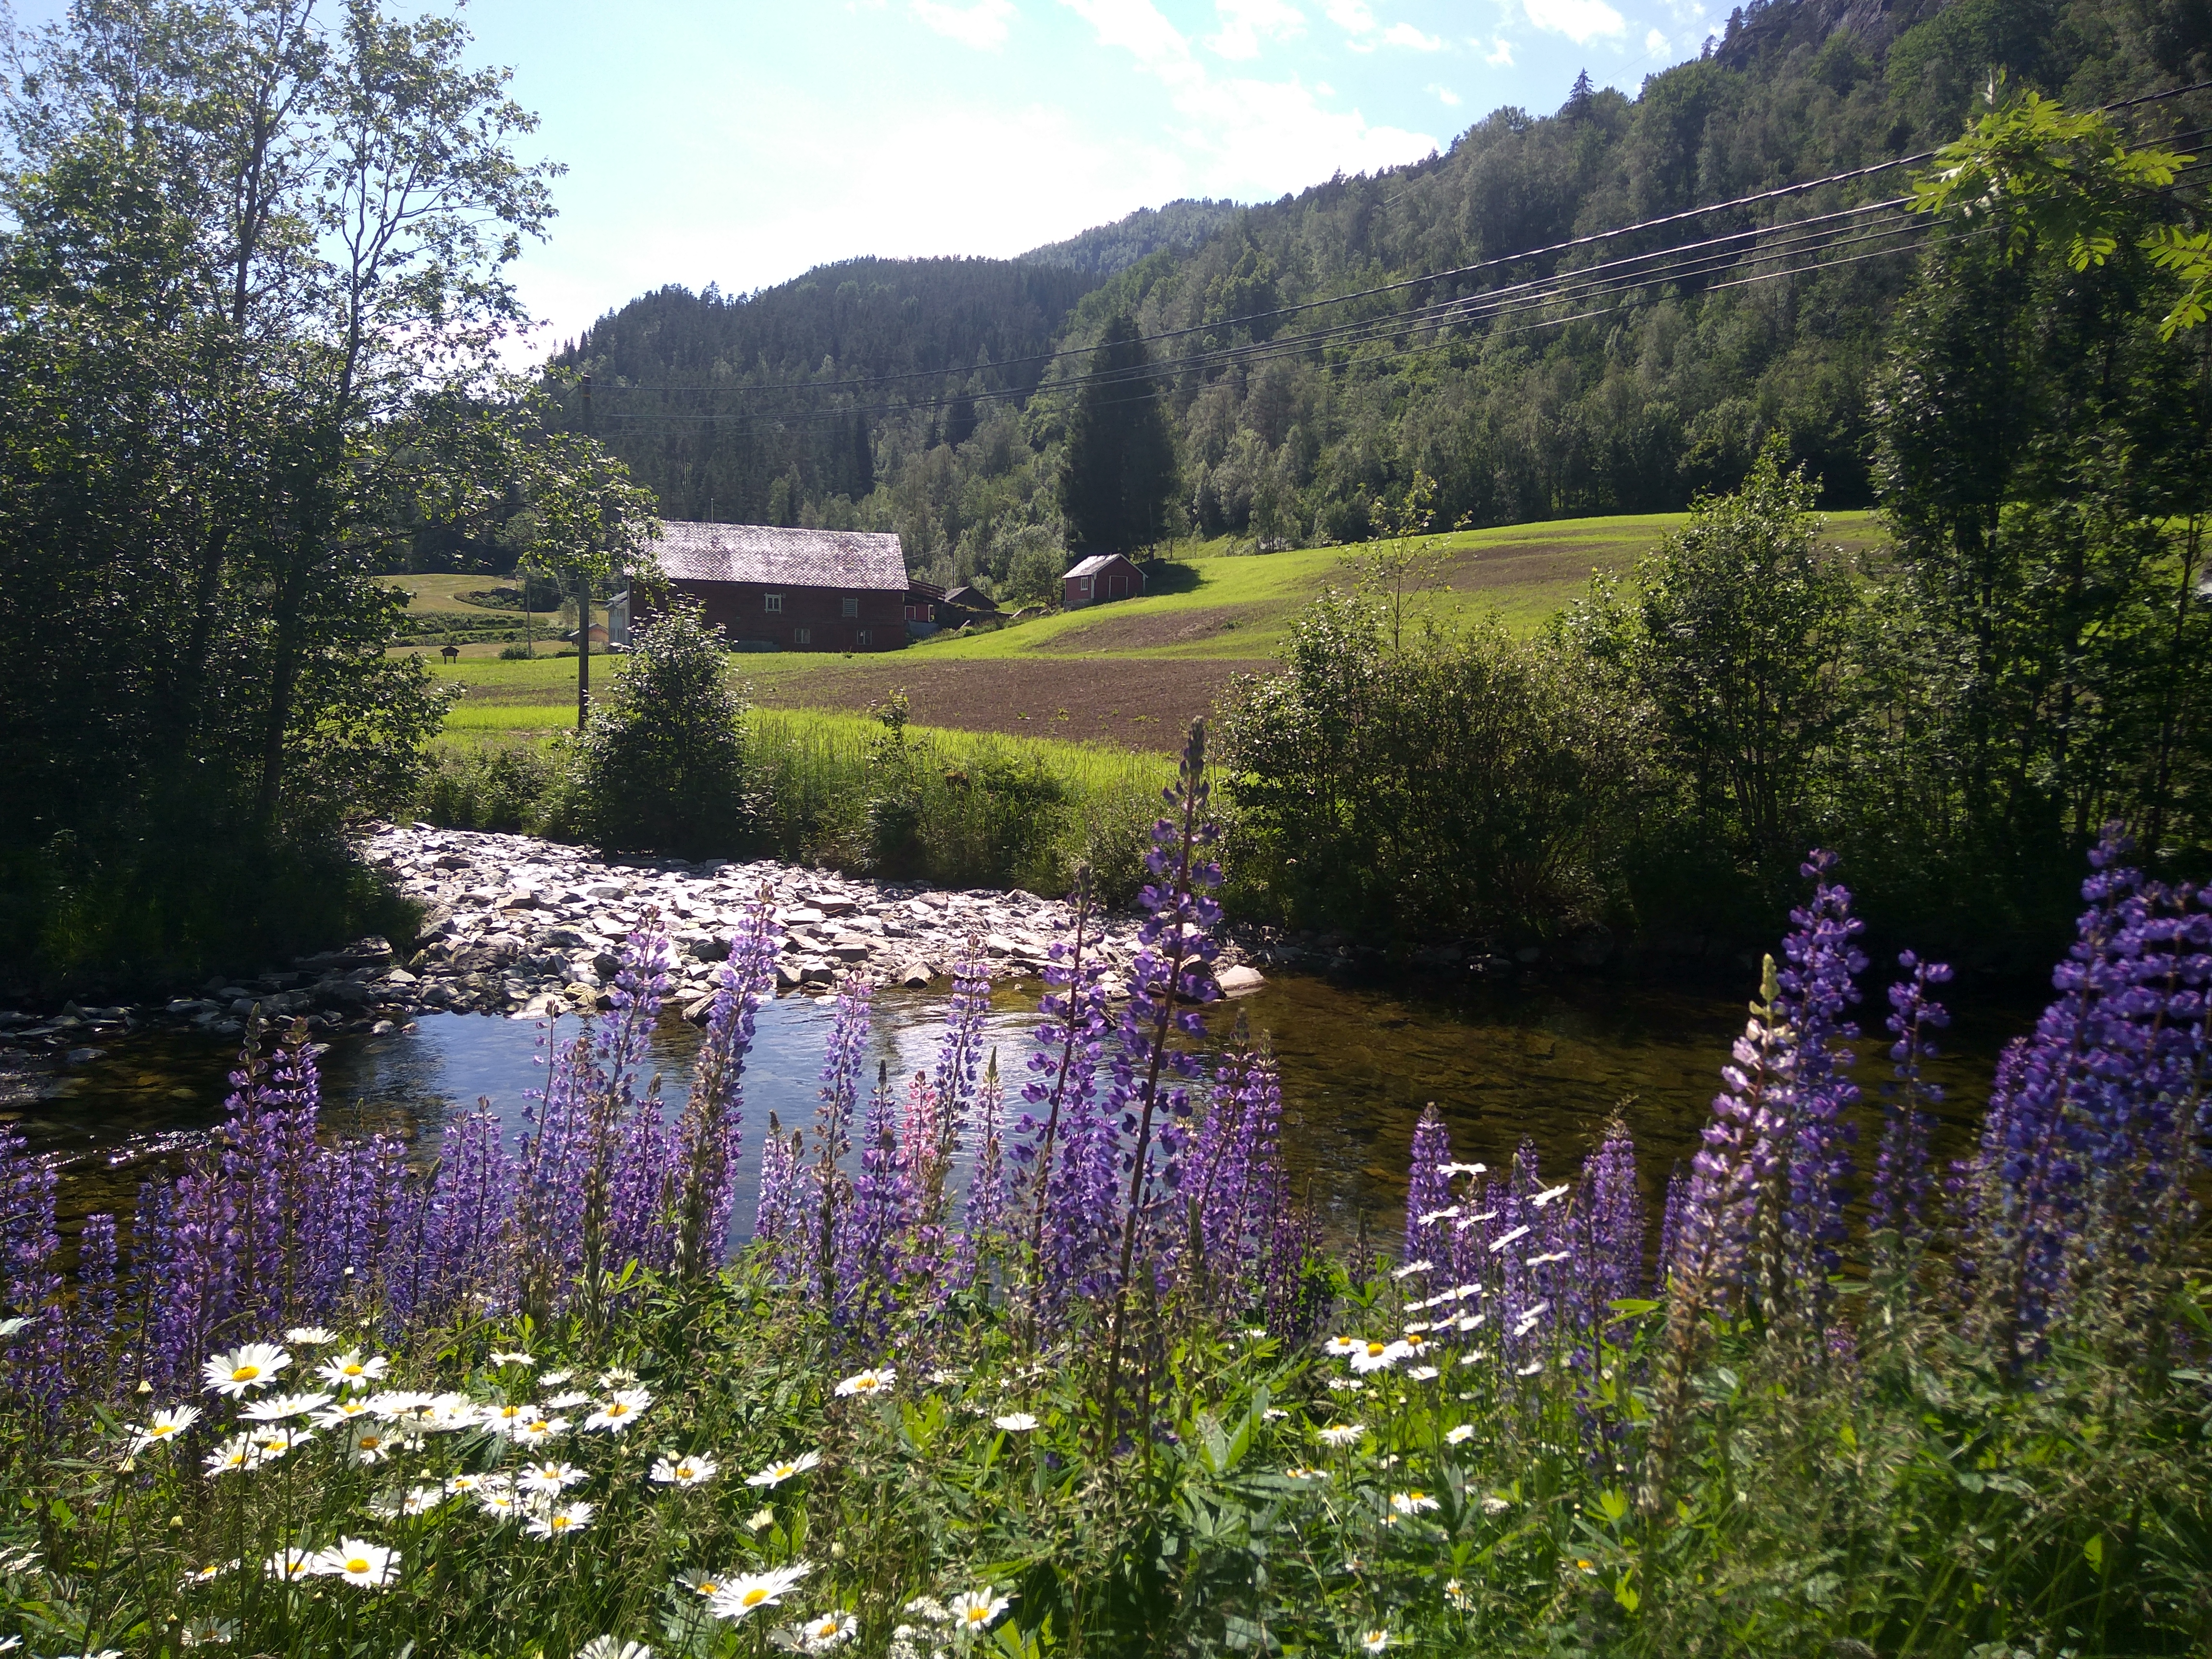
[416,740,569,835]
[1058,314,1181,557]
[1218,594,1644,939]
[575,602,751,856]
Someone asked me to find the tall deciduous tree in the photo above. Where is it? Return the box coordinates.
[1058,313,1178,557]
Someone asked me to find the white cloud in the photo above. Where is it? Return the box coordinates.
[1521,0,1625,44]
[1644,26,1668,53]
[909,0,1017,48]
[1427,82,1462,106]
[1323,0,1376,28]
[1383,21,1443,49]
[1206,0,1305,60]
[1056,0,1199,85]
[1483,35,1515,65]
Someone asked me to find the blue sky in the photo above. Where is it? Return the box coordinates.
[9,0,1713,351]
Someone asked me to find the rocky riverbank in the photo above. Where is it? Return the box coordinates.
[0,824,1269,1058]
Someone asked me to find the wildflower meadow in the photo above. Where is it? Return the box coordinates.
[1,723,2208,1657]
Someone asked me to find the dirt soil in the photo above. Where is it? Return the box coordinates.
[1033,603,1271,653]
[748,656,1276,751]
[1437,539,1639,593]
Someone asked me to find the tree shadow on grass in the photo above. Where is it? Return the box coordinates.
[1140,561,1203,596]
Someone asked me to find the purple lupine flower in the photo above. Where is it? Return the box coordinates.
[1655,1162,1687,1283]
[421,1109,512,1316]
[1101,720,1224,1435]
[1185,1028,1290,1309]
[837,1064,914,1334]
[1401,1105,1457,1271]
[925,953,993,1215]
[1581,1129,1645,1309]
[671,890,778,1278]
[1768,852,1866,1313]
[1016,875,1116,1320]
[1665,956,1793,1302]
[752,1113,811,1279]
[70,1213,119,1398]
[808,974,875,1307]
[1953,830,2212,1359]
[1873,952,1951,1271]
[0,1123,62,1407]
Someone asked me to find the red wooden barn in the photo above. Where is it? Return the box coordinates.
[1063,553,1144,610]
[619,522,909,652]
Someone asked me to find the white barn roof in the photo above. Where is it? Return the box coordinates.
[649,522,906,592]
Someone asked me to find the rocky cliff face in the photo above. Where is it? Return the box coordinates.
[1711,0,1947,67]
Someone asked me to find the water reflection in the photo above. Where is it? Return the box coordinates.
[6,969,2031,1243]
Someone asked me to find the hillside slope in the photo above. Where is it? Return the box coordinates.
[531,0,2209,601]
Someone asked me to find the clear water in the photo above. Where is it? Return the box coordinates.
[5,969,2031,1244]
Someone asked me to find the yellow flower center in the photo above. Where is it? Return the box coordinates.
[697,1581,720,1596]
[1365,1342,1386,1357]
[346,1558,369,1574]
[550,1516,570,1530]
[743,1588,768,1607]
[232,1366,258,1382]
[343,1364,363,1376]
[1408,1491,1426,1501]
[966,1609,988,1624]
[677,1465,695,1479]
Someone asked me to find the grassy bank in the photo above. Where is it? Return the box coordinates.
[417,709,1174,901]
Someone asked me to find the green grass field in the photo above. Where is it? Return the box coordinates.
[417,510,1884,750]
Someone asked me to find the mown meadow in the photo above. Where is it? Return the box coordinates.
[2,726,2207,1658]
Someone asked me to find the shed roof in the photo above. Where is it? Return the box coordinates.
[1064,553,1141,578]
[649,522,907,592]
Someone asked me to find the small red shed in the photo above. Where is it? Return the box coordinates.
[1063,553,1145,610]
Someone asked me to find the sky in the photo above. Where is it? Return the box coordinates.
[8,0,1714,354]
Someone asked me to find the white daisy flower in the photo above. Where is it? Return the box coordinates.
[399,1484,447,1516]
[489,1350,535,1367]
[1407,1365,1441,1381]
[577,1640,652,1659]
[1488,1224,1532,1253]
[242,1391,333,1423]
[1323,1335,1359,1357]
[1390,1489,1442,1515]
[1417,1205,1461,1225]
[745,1507,776,1531]
[1282,1466,1327,1480]
[282,1326,336,1346]
[1347,1339,1399,1374]
[312,1539,398,1588]
[947,1588,1011,1635]
[1456,1312,1487,1333]
[745,1450,822,1488]
[1325,1377,1365,1393]
[540,1369,575,1387]
[598,1366,639,1387]
[832,1367,895,1398]
[1360,1628,1393,1652]
[1262,1407,1290,1421]
[791,1608,857,1651]
[544,1390,592,1411]
[677,1566,733,1599]
[181,1560,238,1586]
[584,1389,651,1432]
[992,1412,1040,1432]
[1445,1423,1476,1445]
[524,1502,594,1540]
[707,1562,810,1621]
[315,1351,389,1392]
[649,1453,718,1487]
[1390,1260,1433,1280]
[1515,1359,1545,1377]
[178,1616,236,1647]
[203,1343,289,1397]
[518,1460,584,1496]
[1317,1424,1365,1447]
[246,1426,311,1465]
[264,1547,318,1583]
[515,1414,571,1446]
[312,1398,376,1429]
[129,1405,201,1454]
[1446,1575,1473,1610]
[477,1486,523,1522]
[1526,1250,1571,1266]
[1481,1494,1512,1513]
[1439,1161,1486,1176]
[204,1432,256,1475]
[1530,1182,1571,1208]
[422,1392,479,1431]
[445,1472,493,1495]
[478,1400,534,1435]
[364,1390,434,1421]
[349,1426,398,1464]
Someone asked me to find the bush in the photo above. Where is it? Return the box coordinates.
[415,741,561,834]
[574,601,751,856]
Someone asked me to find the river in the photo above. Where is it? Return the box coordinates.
[5,965,2033,1248]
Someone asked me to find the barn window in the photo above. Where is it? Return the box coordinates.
[764,593,783,613]
[856,629,872,647]
[841,596,860,618]
[792,627,810,646]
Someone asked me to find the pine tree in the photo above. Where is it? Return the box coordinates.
[1058,314,1179,557]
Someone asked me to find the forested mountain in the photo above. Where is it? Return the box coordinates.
[1023,198,1248,276]
[548,0,2212,598]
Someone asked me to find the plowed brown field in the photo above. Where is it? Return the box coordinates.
[747,656,1274,751]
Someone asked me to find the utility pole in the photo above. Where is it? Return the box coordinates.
[578,373,592,731]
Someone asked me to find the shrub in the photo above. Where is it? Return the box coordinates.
[573,601,751,856]
[415,741,560,833]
